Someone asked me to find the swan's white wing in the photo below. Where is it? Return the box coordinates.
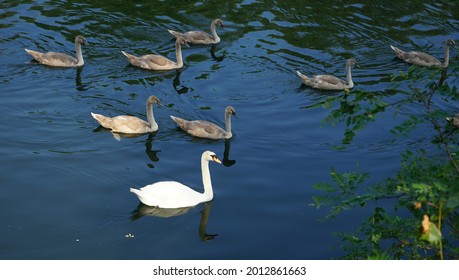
[137,181,204,208]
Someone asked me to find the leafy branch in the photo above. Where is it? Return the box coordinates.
[310,64,459,259]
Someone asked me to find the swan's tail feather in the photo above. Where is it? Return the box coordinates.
[25,49,44,61]
[130,187,158,207]
[296,70,307,78]
[170,115,185,126]
[390,45,404,57]
[121,51,142,67]
[91,112,103,123]
[296,70,310,81]
[91,112,112,128]
[130,187,140,194]
[121,51,137,60]
[130,188,143,201]
[168,30,184,39]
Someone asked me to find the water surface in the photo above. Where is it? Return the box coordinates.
[0,0,458,259]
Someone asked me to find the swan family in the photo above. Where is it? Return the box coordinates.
[23,18,456,209]
[296,39,456,90]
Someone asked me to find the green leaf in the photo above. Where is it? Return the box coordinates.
[446,192,459,209]
[420,216,442,245]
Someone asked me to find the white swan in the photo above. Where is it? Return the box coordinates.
[25,35,87,67]
[121,37,188,70]
[130,151,221,208]
[91,95,160,134]
[168,18,224,45]
[296,58,358,90]
[390,39,456,67]
[170,106,236,139]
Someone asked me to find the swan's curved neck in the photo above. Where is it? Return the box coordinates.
[75,41,84,66]
[443,44,450,67]
[345,63,354,88]
[225,111,232,137]
[210,21,220,43]
[201,157,213,201]
[146,101,158,131]
[175,42,183,68]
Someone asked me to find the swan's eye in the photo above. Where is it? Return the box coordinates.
[210,154,221,164]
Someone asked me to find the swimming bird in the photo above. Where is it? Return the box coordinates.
[168,18,224,45]
[91,95,160,134]
[171,106,236,140]
[296,58,358,90]
[130,150,221,208]
[24,35,87,67]
[121,37,188,70]
[390,39,456,67]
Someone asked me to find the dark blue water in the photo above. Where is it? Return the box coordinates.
[1,0,458,259]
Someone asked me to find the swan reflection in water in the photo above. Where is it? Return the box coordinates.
[75,67,90,91]
[222,139,236,167]
[173,69,189,95]
[93,124,154,141]
[94,129,153,141]
[92,128,161,167]
[131,201,218,241]
[168,44,223,96]
[210,45,224,62]
[144,134,161,168]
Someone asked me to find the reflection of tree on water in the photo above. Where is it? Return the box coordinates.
[130,201,218,241]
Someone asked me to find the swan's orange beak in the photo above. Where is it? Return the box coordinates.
[211,155,222,164]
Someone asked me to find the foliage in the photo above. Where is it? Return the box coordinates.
[312,167,369,220]
[302,90,387,147]
[310,64,459,259]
